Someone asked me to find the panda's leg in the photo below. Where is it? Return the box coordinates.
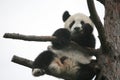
[77,63,96,80]
[52,28,71,49]
[32,51,55,76]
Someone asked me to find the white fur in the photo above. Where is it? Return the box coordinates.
[48,55,80,79]
[45,13,95,79]
[32,68,45,76]
[47,45,93,79]
[64,13,94,33]
[48,45,92,64]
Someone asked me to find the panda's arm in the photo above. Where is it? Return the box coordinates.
[52,28,71,49]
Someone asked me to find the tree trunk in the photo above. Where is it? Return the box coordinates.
[98,0,120,80]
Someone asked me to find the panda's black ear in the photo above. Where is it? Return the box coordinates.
[62,11,70,22]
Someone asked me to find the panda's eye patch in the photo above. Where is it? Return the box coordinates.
[69,21,75,28]
[81,21,85,25]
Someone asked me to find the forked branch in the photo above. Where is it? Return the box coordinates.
[87,0,108,53]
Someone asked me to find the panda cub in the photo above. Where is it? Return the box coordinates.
[32,11,96,80]
[32,29,96,80]
[63,11,95,48]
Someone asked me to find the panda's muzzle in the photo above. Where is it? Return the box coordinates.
[74,27,80,32]
[72,27,83,35]
[74,27,83,33]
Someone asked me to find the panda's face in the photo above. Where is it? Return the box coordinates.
[64,13,94,35]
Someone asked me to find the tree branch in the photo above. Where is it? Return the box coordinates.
[87,0,108,53]
[3,33,56,42]
[11,55,33,68]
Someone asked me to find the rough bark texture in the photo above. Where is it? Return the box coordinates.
[98,0,120,80]
[4,33,56,42]
[12,55,33,68]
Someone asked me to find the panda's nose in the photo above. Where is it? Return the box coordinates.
[74,27,80,31]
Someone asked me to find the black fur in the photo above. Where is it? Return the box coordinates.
[33,51,55,69]
[32,11,96,80]
[32,29,71,76]
[52,28,95,48]
[62,11,96,48]
[63,11,70,22]
[32,28,96,80]
[77,63,96,80]
[52,28,71,49]
[71,23,95,48]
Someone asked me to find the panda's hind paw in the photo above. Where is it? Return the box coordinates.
[32,68,45,77]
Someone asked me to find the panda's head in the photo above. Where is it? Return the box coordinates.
[62,11,94,35]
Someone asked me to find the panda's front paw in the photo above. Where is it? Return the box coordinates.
[52,28,71,49]
[32,68,45,77]
[53,28,71,38]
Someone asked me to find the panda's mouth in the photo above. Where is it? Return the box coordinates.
[72,30,83,35]
[74,27,81,32]
[72,27,83,34]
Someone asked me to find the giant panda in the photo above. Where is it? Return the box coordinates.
[32,11,97,80]
[32,29,96,80]
[62,11,96,48]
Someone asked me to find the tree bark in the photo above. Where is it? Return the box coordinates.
[11,55,33,68]
[3,33,56,42]
[98,0,120,80]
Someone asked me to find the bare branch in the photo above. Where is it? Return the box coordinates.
[11,55,33,68]
[3,33,56,42]
[87,0,108,53]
